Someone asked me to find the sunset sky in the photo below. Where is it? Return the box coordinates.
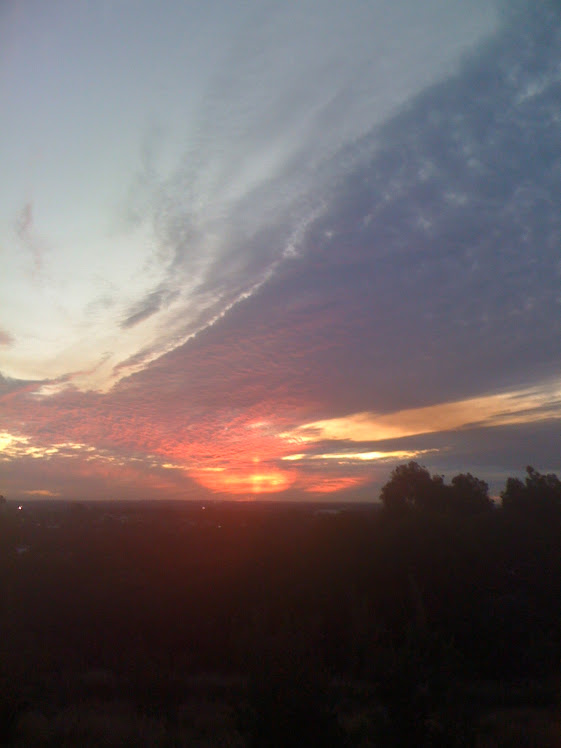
[2,0,561,501]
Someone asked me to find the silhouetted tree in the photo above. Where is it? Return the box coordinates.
[500,476,525,510]
[449,473,493,515]
[380,462,446,513]
[501,465,561,513]
[381,464,494,517]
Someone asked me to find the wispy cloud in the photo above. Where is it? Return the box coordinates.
[120,289,177,329]
[0,328,14,346]
[1,0,498,392]
[283,384,561,445]
[283,449,436,462]
[2,3,561,500]
[14,201,48,280]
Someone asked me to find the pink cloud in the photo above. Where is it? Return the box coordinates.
[0,328,14,346]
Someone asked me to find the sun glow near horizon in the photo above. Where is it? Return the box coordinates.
[192,464,295,495]
[4,375,561,500]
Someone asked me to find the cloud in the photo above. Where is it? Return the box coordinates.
[90,0,497,392]
[105,0,559,429]
[212,1,561,418]
[14,201,49,280]
[0,329,14,346]
[283,449,436,463]
[0,447,204,502]
[120,289,176,329]
[283,384,561,445]
[14,202,32,240]
[2,2,561,500]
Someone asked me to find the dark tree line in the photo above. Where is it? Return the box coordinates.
[380,460,561,517]
[501,464,561,513]
[2,464,561,745]
[380,462,492,515]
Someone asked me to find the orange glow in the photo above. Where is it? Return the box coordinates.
[192,464,294,495]
[281,385,561,445]
[23,489,61,497]
[283,449,433,462]
[304,475,367,494]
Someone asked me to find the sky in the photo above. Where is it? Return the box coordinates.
[1,0,561,502]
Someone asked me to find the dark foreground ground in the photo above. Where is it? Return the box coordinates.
[1,499,561,746]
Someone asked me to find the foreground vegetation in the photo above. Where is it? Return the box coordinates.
[1,464,561,746]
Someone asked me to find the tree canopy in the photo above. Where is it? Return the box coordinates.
[380,461,492,515]
[381,461,561,518]
[380,462,446,514]
[501,465,561,513]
